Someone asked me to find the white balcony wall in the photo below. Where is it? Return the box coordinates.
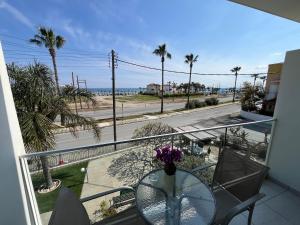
[267,49,300,192]
[0,43,33,224]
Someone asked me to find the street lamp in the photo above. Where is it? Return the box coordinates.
[80,167,89,183]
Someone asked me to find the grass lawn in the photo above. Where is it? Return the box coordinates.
[116,94,159,102]
[32,161,88,213]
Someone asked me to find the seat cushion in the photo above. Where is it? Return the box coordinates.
[213,188,241,225]
[94,206,146,225]
[48,187,90,225]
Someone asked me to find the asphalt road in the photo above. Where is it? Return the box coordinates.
[54,103,240,149]
[78,96,233,120]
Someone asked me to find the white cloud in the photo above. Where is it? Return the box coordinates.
[255,64,267,70]
[62,20,91,40]
[270,52,283,57]
[0,1,33,29]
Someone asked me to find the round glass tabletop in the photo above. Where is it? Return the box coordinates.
[136,169,216,225]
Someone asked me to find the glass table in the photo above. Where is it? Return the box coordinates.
[135,168,216,225]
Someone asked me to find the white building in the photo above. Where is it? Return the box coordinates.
[146,83,175,95]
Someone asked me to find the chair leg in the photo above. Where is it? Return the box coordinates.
[248,205,255,225]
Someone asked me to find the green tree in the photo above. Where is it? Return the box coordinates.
[29,27,65,95]
[240,81,259,111]
[230,66,241,102]
[61,85,96,114]
[153,44,172,113]
[184,53,199,109]
[8,62,101,189]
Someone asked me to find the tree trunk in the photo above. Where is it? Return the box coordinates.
[232,73,238,102]
[49,49,60,96]
[40,156,53,189]
[187,65,192,109]
[50,49,65,125]
[161,58,164,114]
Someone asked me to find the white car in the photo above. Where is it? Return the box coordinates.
[255,100,263,110]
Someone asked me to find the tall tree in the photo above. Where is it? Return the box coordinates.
[29,27,65,95]
[184,53,198,109]
[251,73,259,87]
[8,62,100,189]
[153,44,171,113]
[230,66,241,102]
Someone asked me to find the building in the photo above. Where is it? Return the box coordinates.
[265,63,283,100]
[262,63,283,115]
[146,83,175,95]
[145,83,160,95]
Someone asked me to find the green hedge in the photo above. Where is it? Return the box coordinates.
[185,97,219,109]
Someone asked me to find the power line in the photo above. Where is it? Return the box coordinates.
[117,58,268,76]
[0,37,108,55]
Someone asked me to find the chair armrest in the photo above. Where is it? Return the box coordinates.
[222,193,265,225]
[80,186,134,203]
[191,163,217,173]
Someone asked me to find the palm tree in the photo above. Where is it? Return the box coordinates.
[230,66,242,102]
[153,44,171,113]
[29,27,65,95]
[61,85,97,114]
[251,74,259,87]
[8,62,100,189]
[184,53,199,109]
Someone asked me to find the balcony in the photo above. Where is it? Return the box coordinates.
[1,2,300,225]
[16,119,300,225]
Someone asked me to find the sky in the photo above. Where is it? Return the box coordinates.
[1,0,300,88]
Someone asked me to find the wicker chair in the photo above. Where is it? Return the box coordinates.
[193,149,269,225]
[48,187,146,225]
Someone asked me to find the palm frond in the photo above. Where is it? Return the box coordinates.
[56,35,65,49]
[166,52,171,59]
[29,39,43,46]
[19,111,57,152]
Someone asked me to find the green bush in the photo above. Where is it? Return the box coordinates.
[205,97,219,106]
[185,100,208,109]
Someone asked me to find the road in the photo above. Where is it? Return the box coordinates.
[54,103,240,149]
[79,96,233,120]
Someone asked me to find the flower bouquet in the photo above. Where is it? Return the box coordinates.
[155,145,183,176]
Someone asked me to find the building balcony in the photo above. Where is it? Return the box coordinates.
[15,119,300,225]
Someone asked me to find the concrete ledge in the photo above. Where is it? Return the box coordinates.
[240,110,272,121]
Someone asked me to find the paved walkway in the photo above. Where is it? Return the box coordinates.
[80,149,135,221]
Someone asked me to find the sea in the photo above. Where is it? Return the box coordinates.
[88,87,231,96]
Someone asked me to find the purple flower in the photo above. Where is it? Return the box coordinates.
[155,145,183,165]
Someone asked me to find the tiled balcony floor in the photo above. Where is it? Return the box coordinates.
[40,179,300,225]
[230,179,300,225]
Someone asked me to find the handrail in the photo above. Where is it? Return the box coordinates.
[80,186,134,203]
[20,118,275,159]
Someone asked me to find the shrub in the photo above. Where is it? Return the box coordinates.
[257,149,267,160]
[185,100,207,109]
[205,97,219,106]
[99,201,117,219]
[185,100,197,109]
[198,101,207,108]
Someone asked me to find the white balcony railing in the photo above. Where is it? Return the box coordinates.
[19,118,275,225]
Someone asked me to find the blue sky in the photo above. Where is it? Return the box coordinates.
[1,0,300,88]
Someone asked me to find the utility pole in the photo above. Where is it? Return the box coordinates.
[83,80,89,109]
[76,75,83,109]
[71,72,78,115]
[232,72,238,102]
[111,50,117,149]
